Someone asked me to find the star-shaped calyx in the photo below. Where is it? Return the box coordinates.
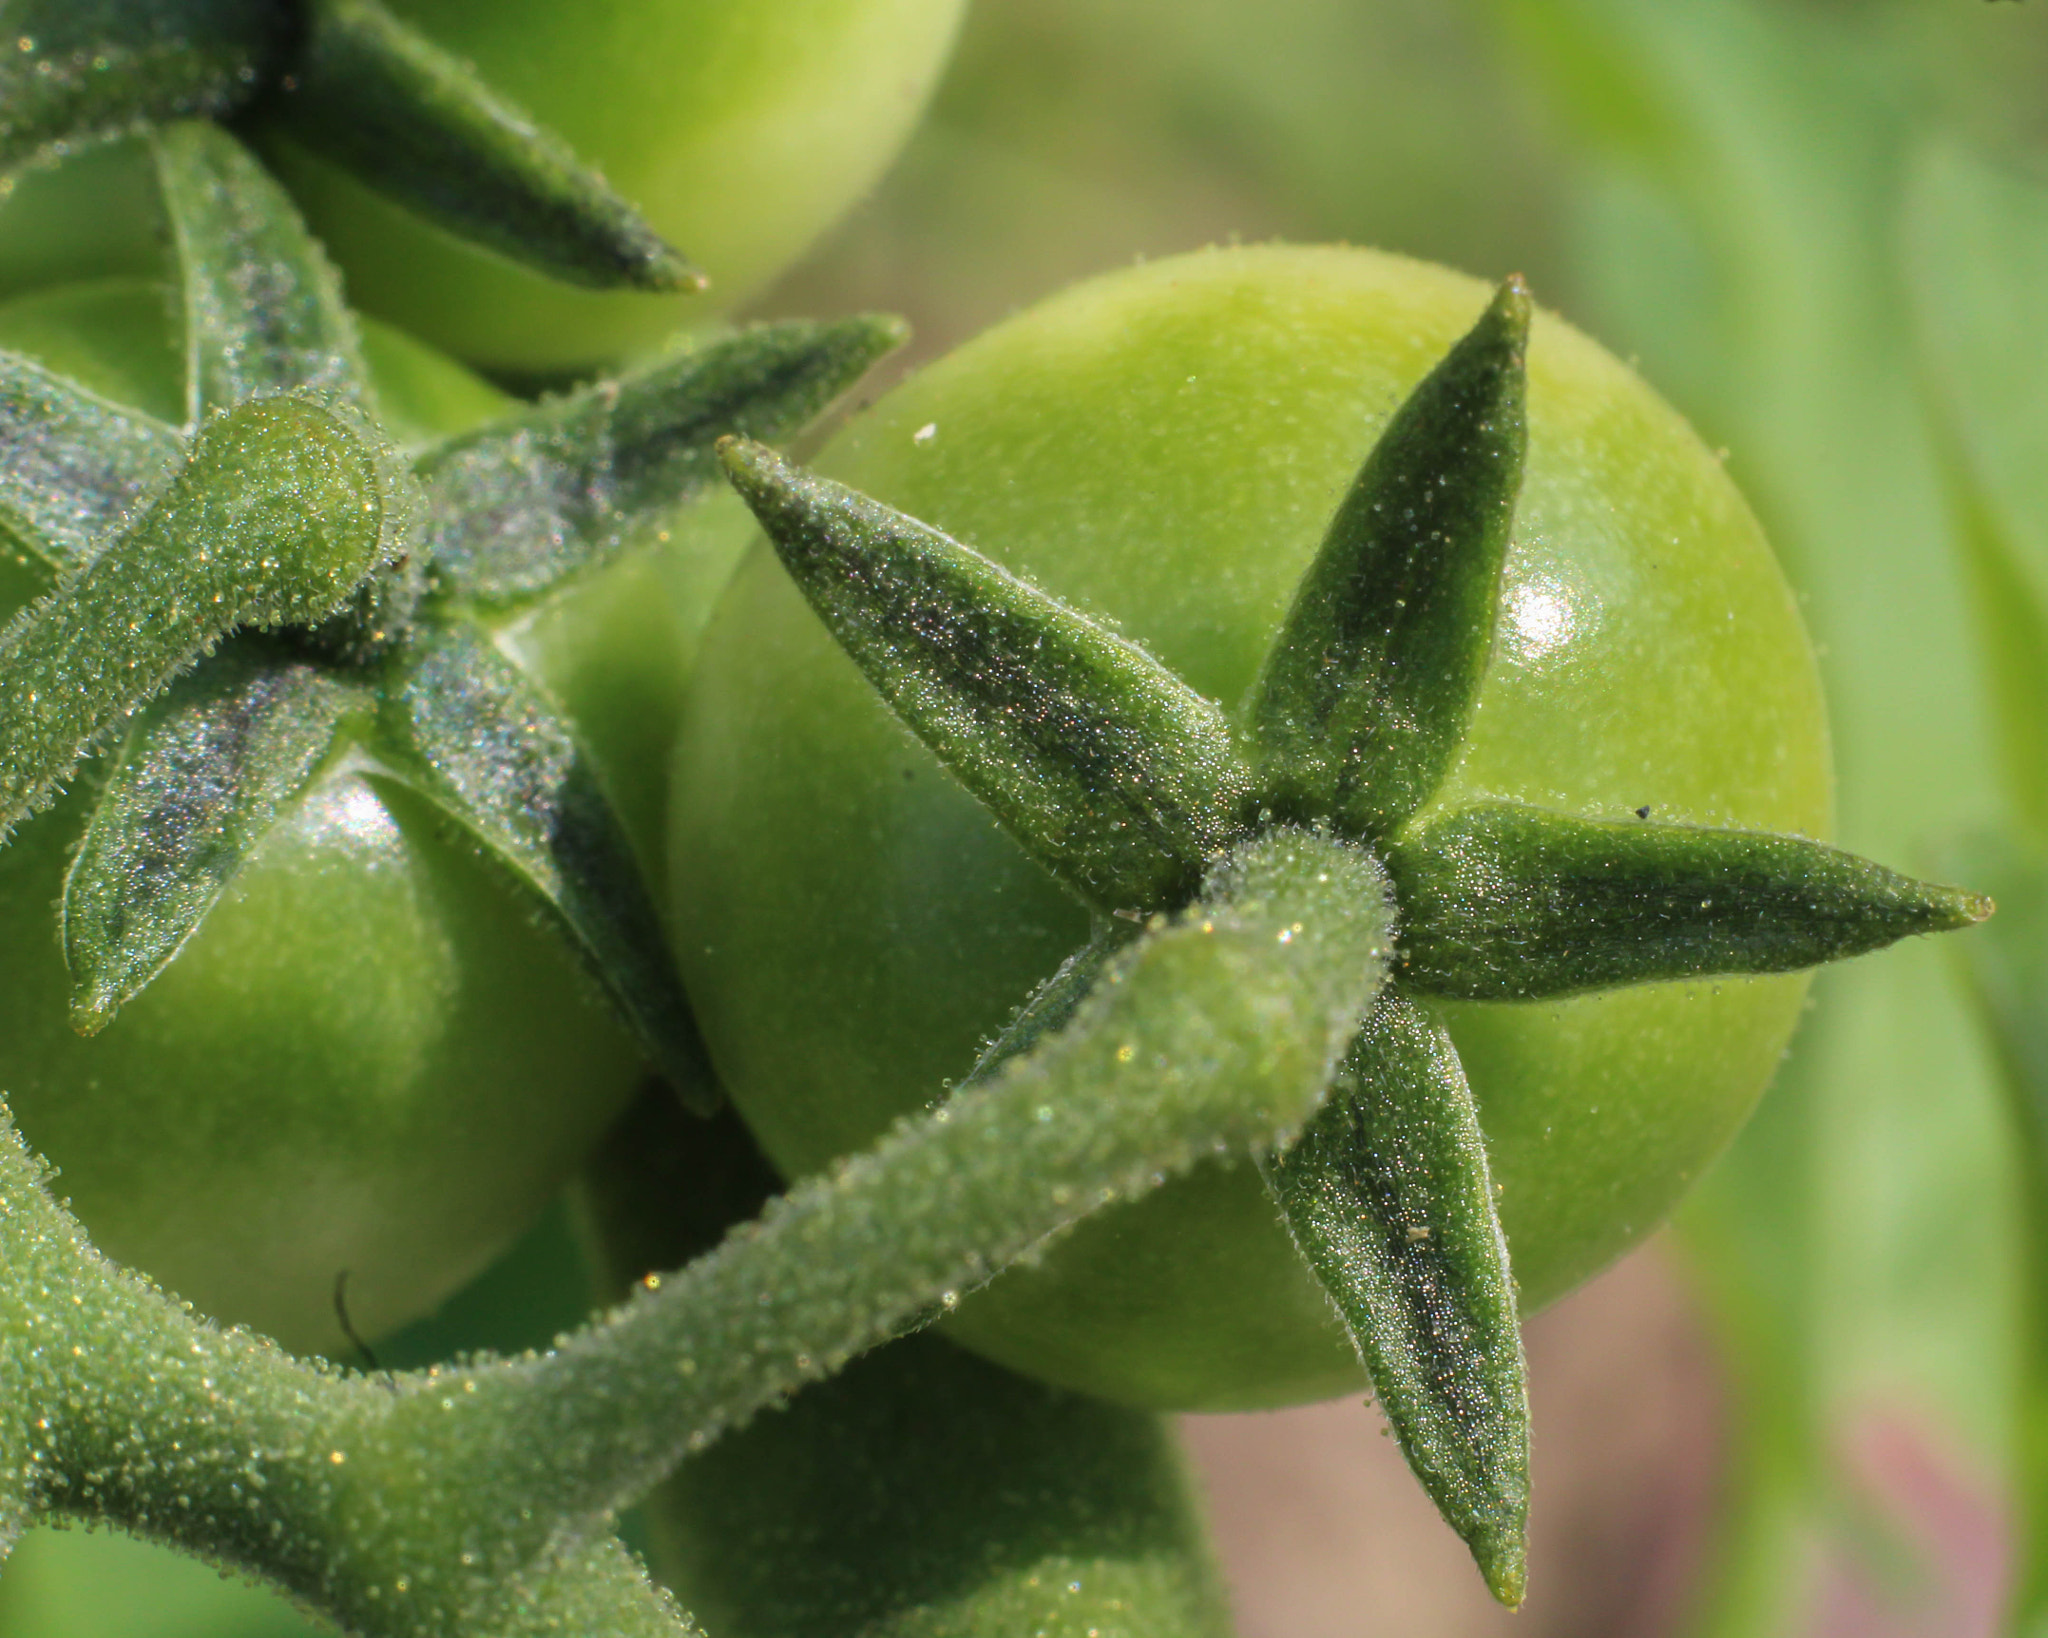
[713,278,1990,1607]
[0,119,903,1106]
[0,0,696,297]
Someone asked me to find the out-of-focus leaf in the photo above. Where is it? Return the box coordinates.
[1941,828,2048,1633]
[1494,6,2011,1636]
[0,0,285,175]
[1904,139,2048,837]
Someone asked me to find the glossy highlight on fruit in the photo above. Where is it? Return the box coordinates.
[672,243,1834,1411]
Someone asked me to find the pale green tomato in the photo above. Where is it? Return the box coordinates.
[0,280,746,1352]
[670,244,1833,1410]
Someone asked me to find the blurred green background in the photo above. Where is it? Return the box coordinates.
[9,1,2048,1633]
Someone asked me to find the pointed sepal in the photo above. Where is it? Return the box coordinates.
[1246,278,1530,843]
[720,437,1260,915]
[62,642,372,1032]
[1263,995,1528,1606]
[154,119,374,423]
[374,618,718,1112]
[1389,801,1993,1000]
[0,351,184,574]
[0,391,410,836]
[0,0,285,173]
[422,318,908,608]
[261,0,699,293]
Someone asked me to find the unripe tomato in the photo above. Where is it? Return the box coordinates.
[671,244,1833,1411]
[271,0,968,372]
[0,280,746,1354]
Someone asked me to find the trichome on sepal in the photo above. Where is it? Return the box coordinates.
[0,120,900,1109]
[718,276,1990,1604]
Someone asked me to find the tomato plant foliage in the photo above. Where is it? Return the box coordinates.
[0,6,2004,1632]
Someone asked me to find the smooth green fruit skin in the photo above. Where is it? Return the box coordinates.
[671,244,1834,1412]
[0,281,750,1353]
[268,0,967,372]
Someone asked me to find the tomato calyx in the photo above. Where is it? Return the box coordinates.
[716,279,1990,1603]
[0,122,902,1096]
[1,0,699,295]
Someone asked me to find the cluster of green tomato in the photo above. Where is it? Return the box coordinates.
[0,0,1831,1415]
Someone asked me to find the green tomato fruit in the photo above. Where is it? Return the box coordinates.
[0,280,747,1354]
[268,0,966,372]
[671,244,1833,1412]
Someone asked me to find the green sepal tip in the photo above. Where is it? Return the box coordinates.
[423,317,908,609]
[259,0,701,294]
[1246,278,1530,844]
[1389,800,1994,1001]
[62,642,373,1034]
[373,618,720,1114]
[719,436,1260,916]
[1264,996,1528,1607]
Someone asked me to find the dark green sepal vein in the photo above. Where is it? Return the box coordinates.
[374,618,719,1114]
[0,0,287,173]
[257,0,700,293]
[719,437,1259,916]
[154,119,374,424]
[1388,801,1994,1001]
[422,317,908,609]
[0,392,405,837]
[63,641,373,1032]
[0,352,184,575]
[1246,278,1529,844]
[1263,995,1528,1607]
